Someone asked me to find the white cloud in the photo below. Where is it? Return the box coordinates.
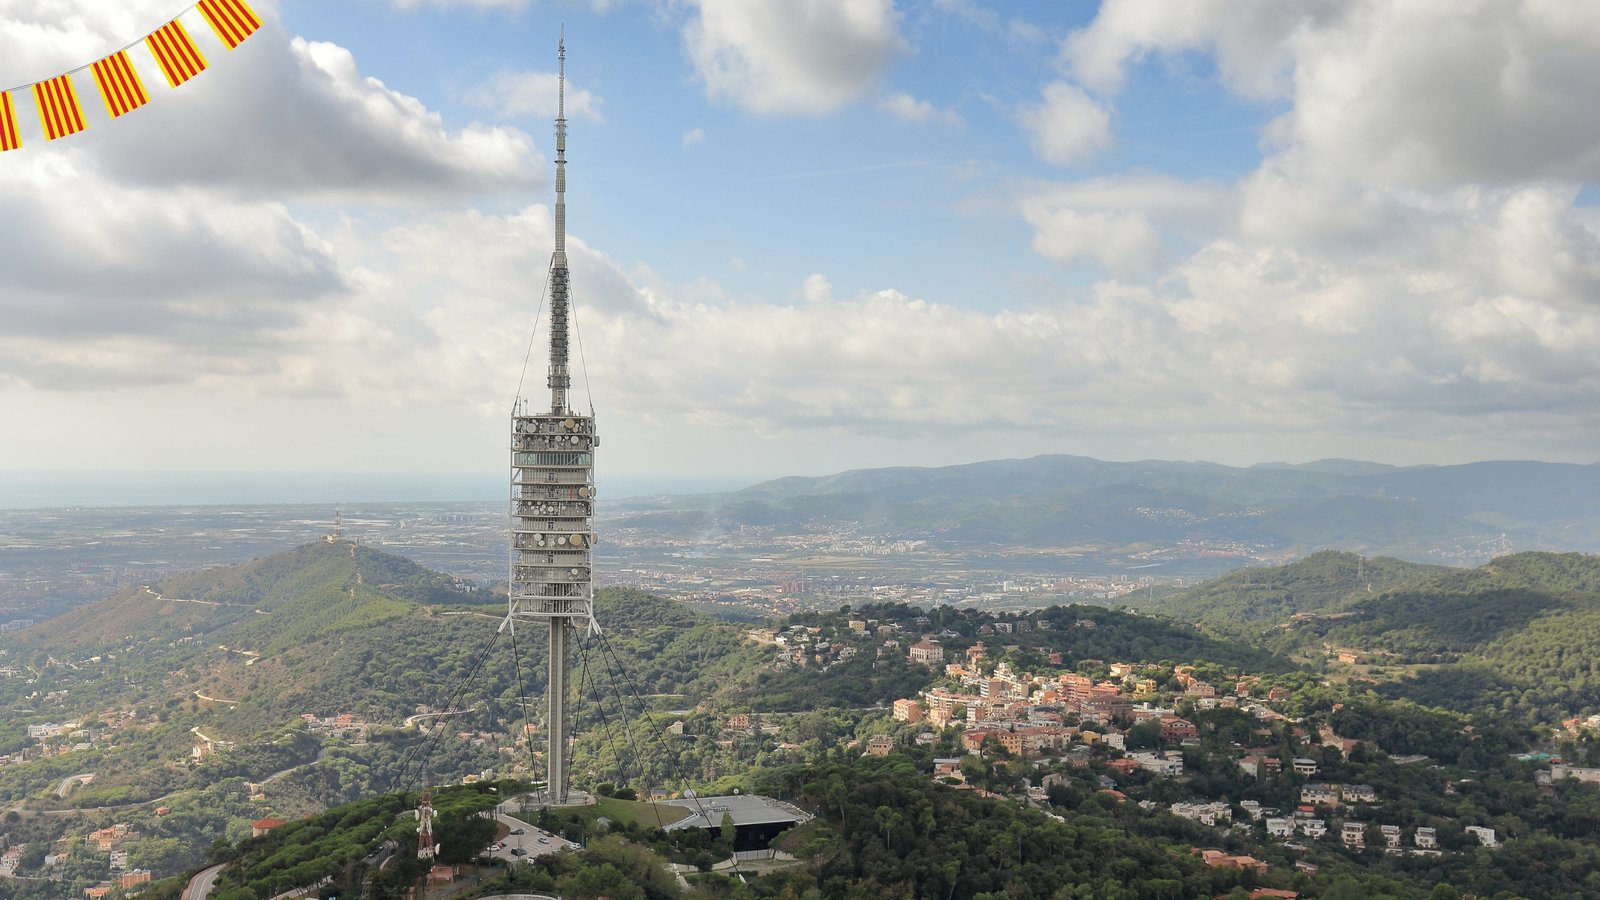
[92,36,539,203]
[467,69,605,122]
[1063,0,1600,186]
[0,3,537,203]
[802,273,832,304]
[878,91,961,126]
[1024,208,1163,277]
[1017,176,1228,276]
[1018,82,1112,165]
[681,127,705,149]
[683,0,904,115]
[0,154,341,391]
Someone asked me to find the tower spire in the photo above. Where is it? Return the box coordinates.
[548,30,570,415]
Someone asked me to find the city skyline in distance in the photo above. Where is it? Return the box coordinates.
[1,1,1598,498]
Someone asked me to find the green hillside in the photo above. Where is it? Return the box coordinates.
[1124,550,1447,636]
[1298,553,1600,720]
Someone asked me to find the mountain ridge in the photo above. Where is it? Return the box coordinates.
[616,453,1600,563]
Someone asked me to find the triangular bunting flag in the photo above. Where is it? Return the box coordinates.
[146,19,209,88]
[91,50,150,119]
[33,75,87,141]
[198,0,263,50]
[0,93,20,151]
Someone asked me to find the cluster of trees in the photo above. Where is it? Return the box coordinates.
[203,781,505,898]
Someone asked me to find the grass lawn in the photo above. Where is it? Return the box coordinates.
[580,796,694,829]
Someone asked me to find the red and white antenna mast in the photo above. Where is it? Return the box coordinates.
[417,787,438,860]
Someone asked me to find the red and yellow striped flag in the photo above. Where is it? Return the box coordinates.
[146,19,209,88]
[33,75,87,141]
[91,50,150,119]
[198,0,263,50]
[0,92,20,151]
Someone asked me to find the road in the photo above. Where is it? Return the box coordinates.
[262,747,328,785]
[143,586,220,606]
[55,772,94,798]
[193,690,240,705]
[403,705,480,728]
[182,864,226,900]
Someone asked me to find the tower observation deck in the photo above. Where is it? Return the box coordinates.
[507,35,594,805]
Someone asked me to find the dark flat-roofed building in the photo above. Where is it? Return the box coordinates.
[659,794,814,852]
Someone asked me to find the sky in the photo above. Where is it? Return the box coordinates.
[1,0,1598,503]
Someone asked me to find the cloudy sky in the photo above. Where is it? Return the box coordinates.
[1,0,1597,502]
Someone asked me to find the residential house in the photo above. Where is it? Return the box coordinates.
[1342,783,1378,803]
[1128,751,1185,777]
[1414,827,1438,849]
[1300,784,1340,807]
[1295,817,1328,839]
[864,735,894,757]
[1379,825,1402,852]
[252,818,287,838]
[893,698,923,724]
[1292,757,1320,776]
[1197,849,1267,871]
[1465,826,1498,847]
[1341,821,1366,848]
[1170,801,1232,826]
[909,640,945,665]
[1266,818,1295,840]
[1158,716,1198,745]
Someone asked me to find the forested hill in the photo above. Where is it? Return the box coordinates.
[615,454,1600,560]
[1122,550,1448,636]
[1274,552,1600,722]
[17,540,481,653]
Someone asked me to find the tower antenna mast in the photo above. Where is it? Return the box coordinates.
[504,30,598,807]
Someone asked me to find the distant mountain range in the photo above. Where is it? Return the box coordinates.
[616,455,1600,564]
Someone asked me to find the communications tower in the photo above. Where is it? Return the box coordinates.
[505,35,597,805]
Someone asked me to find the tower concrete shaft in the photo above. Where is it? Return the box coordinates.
[508,34,595,805]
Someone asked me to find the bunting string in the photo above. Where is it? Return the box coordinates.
[0,0,262,152]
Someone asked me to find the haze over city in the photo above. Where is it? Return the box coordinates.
[2,0,1597,508]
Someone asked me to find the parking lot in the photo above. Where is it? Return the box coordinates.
[485,810,575,862]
